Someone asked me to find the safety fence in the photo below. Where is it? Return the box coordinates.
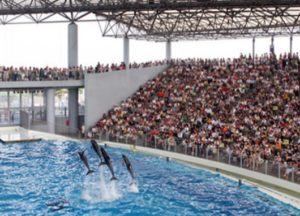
[0,63,168,82]
[93,129,300,185]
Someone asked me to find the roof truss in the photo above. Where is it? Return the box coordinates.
[1,0,300,41]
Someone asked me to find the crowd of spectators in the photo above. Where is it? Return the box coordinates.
[0,60,167,81]
[90,52,300,182]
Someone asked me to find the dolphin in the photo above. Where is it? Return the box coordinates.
[77,151,95,175]
[100,147,118,181]
[51,202,72,212]
[90,140,106,166]
[122,154,135,186]
[46,197,72,212]
[46,197,68,206]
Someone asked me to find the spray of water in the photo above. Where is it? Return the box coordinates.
[99,166,111,201]
[82,166,122,203]
[82,170,102,203]
[129,183,139,193]
[82,175,93,202]
[110,180,122,200]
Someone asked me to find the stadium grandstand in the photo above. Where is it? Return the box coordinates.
[91,53,300,182]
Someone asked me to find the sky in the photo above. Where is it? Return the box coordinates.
[0,21,300,68]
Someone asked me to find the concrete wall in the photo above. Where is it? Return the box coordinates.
[55,117,69,134]
[20,111,30,129]
[84,65,169,129]
[105,141,300,195]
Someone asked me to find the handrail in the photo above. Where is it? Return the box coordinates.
[28,119,82,139]
[97,129,300,185]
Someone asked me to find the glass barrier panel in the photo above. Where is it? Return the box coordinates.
[0,109,9,126]
[119,134,126,144]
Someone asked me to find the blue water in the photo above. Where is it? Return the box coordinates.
[0,140,300,216]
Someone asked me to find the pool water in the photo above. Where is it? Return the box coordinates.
[0,140,300,216]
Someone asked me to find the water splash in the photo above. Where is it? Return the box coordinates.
[110,180,122,200]
[129,183,139,193]
[82,166,122,203]
[82,176,93,202]
[99,166,111,202]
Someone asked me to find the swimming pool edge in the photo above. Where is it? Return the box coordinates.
[101,141,300,210]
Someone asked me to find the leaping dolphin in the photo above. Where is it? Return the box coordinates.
[122,154,135,186]
[90,140,105,166]
[100,147,118,181]
[77,151,95,175]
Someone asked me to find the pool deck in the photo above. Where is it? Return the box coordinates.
[0,126,78,142]
[1,126,300,210]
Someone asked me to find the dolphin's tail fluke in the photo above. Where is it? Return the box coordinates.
[86,170,95,175]
[98,162,106,166]
[110,176,118,181]
[130,181,136,186]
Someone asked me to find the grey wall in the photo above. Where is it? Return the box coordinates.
[55,117,69,134]
[20,111,30,129]
[84,65,168,129]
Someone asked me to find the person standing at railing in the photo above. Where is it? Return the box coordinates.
[40,68,44,81]
[167,133,175,151]
[92,126,97,139]
[11,112,14,124]
[81,124,85,139]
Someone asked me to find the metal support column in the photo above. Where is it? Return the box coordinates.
[166,40,171,61]
[290,35,293,55]
[68,88,79,134]
[271,36,274,46]
[270,36,274,53]
[31,92,34,119]
[123,36,130,69]
[7,91,10,126]
[68,23,78,68]
[46,89,55,134]
[252,37,255,59]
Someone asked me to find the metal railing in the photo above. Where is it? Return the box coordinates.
[19,109,81,139]
[93,129,300,185]
[0,62,168,82]
[29,119,82,139]
[0,71,84,82]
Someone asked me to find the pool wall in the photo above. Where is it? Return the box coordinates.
[103,141,300,195]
